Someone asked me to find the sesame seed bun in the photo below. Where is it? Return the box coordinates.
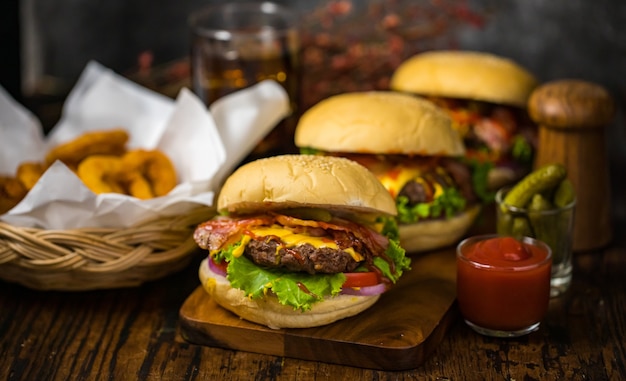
[218,154,397,217]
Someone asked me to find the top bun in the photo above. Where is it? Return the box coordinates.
[217,154,397,217]
[390,50,538,107]
[295,91,464,157]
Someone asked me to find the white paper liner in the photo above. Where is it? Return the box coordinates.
[0,61,290,229]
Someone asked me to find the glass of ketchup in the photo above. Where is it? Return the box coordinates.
[456,234,552,338]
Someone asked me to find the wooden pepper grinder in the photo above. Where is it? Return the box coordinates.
[528,79,615,252]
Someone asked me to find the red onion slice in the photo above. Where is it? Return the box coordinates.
[341,283,387,296]
[208,257,227,277]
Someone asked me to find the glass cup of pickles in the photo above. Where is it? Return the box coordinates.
[496,164,576,297]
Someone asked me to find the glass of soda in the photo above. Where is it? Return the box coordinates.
[189,2,300,157]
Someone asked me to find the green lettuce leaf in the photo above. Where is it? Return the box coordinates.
[463,158,495,203]
[227,252,345,311]
[511,134,534,165]
[378,216,400,241]
[396,187,467,224]
[299,147,324,155]
[374,239,411,283]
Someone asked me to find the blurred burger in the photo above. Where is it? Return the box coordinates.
[390,50,538,190]
[194,154,410,329]
[294,91,484,253]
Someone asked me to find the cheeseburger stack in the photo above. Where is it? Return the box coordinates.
[294,91,483,253]
[390,50,538,189]
[194,155,410,329]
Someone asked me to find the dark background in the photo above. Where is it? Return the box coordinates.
[9,1,626,100]
[11,1,625,97]
[2,0,625,217]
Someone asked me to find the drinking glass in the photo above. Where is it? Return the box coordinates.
[457,234,552,338]
[189,2,300,156]
[496,187,575,297]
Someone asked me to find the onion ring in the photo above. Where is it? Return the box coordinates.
[119,149,177,197]
[0,176,27,214]
[45,128,129,167]
[16,162,46,190]
[77,155,125,194]
[115,170,154,200]
[10,129,177,200]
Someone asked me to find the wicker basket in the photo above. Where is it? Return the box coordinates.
[0,206,215,290]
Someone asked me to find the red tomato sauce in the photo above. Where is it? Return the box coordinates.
[457,236,552,331]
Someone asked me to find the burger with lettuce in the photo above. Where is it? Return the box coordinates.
[193,154,410,329]
[390,50,538,189]
[295,91,487,253]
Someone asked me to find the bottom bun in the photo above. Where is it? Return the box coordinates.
[399,204,481,253]
[198,259,380,329]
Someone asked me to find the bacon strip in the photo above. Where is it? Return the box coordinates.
[193,215,273,251]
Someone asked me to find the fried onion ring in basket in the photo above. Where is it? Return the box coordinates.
[126,173,155,200]
[77,155,126,194]
[115,170,154,199]
[45,128,129,167]
[117,149,177,198]
[0,176,27,214]
[16,162,46,190]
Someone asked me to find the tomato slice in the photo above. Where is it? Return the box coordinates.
[342,272,380,288]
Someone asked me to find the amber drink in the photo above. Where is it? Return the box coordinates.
[189,3,300,156]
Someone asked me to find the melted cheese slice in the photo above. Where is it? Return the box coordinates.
[237,226,363,262]
[377,166,422,198]
[377,165,446,201]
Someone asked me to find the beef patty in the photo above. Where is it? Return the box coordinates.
[244,239,360,274]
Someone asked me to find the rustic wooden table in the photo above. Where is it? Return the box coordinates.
[1,208,624,380]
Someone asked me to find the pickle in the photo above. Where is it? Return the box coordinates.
[511,216,533,238]
[496,211,514,235]
[502,164,567,210]
[528,193,554,212]
[554,178,576,208]
[497,211,530,237]
[528,193,556,249]
[534,209,566,263]
[286,207,332,222]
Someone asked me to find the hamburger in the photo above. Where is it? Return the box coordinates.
[294,91,484,253]
[390,50,538,190]
[193,155,410,329]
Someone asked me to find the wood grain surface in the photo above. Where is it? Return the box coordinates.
[1,211,625,380]
[179,247,458,371]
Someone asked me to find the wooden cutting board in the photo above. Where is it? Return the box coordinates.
[178,247,459,371]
